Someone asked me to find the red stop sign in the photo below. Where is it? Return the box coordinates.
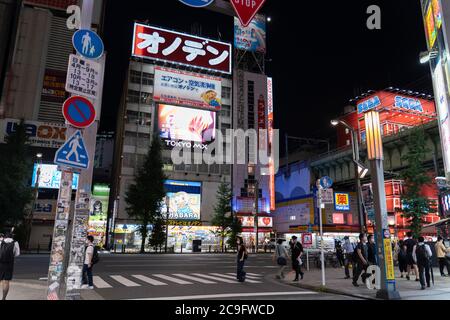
[230,0,267,27]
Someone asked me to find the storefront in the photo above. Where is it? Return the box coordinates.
[238,214,274,248]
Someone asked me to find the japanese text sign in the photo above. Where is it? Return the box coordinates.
[154,67,222,110]
[384,239,396,280]
[65,54,101,100]
[334,193,350,211]
[132,23,232,74]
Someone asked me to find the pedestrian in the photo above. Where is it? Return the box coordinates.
[273,239,290,279]
[290,236,304,281]
[81,235,96,289]
[367,235,377,265]
[335,241,345,267]
[404,232,420,281]
[397,240,408,278]
[413,236,433,290]
[342,236,356,279]
[352,233,369,287]
[434,236,450,277]
[0,231,20,300]
[236,236,248,282]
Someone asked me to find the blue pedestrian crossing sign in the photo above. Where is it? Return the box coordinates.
[73,29,104,60]
[54,130,90,170]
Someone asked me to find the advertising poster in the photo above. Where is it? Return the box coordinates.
[234,14,266,53]
[88,184,110,246]
[426,3,437,49]
[267,77,276,211]
[238,216,255,227]
[164,180,201,221]
[41,69,68,104]
[276,198,314,226]
[334,193,350,211]
[258,216,273,228]
[158,104,216,144]
[384,239,396,280]
[154,67,222,110]
[32,164,79,189]
[432,0,442,29]
[132,23,232,74]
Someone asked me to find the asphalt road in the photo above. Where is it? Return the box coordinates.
[14,253,357,300]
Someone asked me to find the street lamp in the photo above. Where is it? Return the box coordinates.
[419,50,438,64]
[331,119,367,232]
[364,110,400,300]
[165,196,170,253]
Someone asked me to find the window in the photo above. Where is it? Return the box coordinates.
[222,87,231,99]
[124,132,137,145]
[126,110,139,124]
[130,70,141,84]
[127,90,140,104]
[141,92,152,105]
[221,123,231,129]
[122,153,136,168]
[130,71,154,86]
[289,216,297,221]
[142,72,154,86]
[221,109,231,118]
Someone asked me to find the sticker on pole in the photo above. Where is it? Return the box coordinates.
[62,96,95,128]
[72,29,104,60]
[54,131,89,170]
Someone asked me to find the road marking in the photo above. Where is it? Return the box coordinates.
[152,274,193,285]
[110,275,141,287]
[128,291,318,300]
[246,273,263,276]
[210,273,262,284]
[39,277,48,281]
[93,276,112,288]
[190,273,237,283]
[172,274,217,284]
[226,273,262,280]
[132,275,168,286]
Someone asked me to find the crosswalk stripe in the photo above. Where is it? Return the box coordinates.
[172,274,217,284]
[226,273,262,279]
[132,275,168,286]
[191,273,237,283]
[152,274,193,285]
[110,275,141,287]
[246,273,263,277]
[93,276,112,288]
[210,273,262,283]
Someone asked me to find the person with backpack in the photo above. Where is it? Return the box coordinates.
[81,235,98,289]
[352,233,369,287]
[236,236,248,282]
[342,236,356,279]
[0,231,20,300]
[413,236,433,290]
[290,236,304,281]
[273,239,290,279]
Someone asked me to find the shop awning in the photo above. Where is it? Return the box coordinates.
[421,218,450,234]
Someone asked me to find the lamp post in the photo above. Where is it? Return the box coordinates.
[254,179,259,254]
[331,119,367,233]
[364,110,400,300]
[165,196,170,253]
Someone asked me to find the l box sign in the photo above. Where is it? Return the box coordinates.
[230,0,267,27]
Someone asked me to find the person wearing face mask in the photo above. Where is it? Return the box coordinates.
[236,236,248,282]
[352,233,369,287]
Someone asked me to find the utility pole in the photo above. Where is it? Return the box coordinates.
[254,179,259,254]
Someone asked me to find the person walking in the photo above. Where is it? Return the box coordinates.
[236,236,248,282]
[397,240,408,278]
[290,236,304,281]
[352,233,369,287]
[335,241,345,267]
[0,231,20,300]
[367,235,377,265]
[413,237,433,290]
[435,236,450,277]
[404,232,420,281]
[81,236,96,289]
[273,239,290,279]
[342,236,356,279]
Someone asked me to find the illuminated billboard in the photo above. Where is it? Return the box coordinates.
[234,14,266,53]
[334,193,350,211]
[164,180,201,221]
[158,104,216,145]
[32,164,79,189]
[132,23,232,74]
[154,67,222,110]
[88,184,110,246]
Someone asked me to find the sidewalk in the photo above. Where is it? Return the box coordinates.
[3,279,103,300]
[281,266,450,300]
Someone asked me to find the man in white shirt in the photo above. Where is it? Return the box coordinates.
[413,236,433,290]
[342,237,356,279]
[0,232,21,300]
[81,235,95,289]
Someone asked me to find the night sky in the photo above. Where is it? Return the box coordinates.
[100,0,434,150]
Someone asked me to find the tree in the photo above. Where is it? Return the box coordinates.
[400,126,434,238]
[125,137,167,253]
[148,218,166,252]
[227,214,242,250]
[0,120,33,233]
[211,180,233,252]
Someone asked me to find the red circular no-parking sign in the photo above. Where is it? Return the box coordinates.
[62,96,96,129]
